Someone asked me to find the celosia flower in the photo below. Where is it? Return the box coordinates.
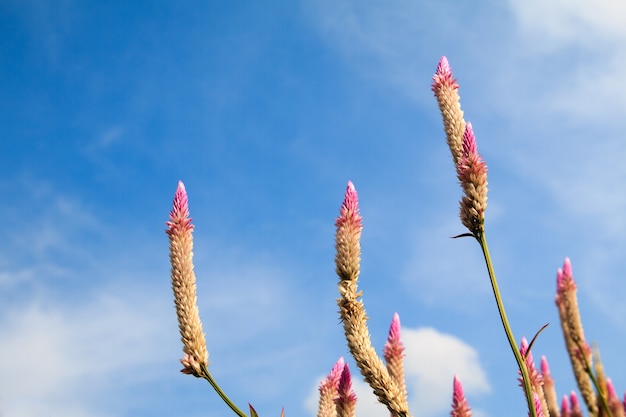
[317,357,345,417]
[456,122,488,237]
[432,56,466,166]
[384,313,407,405]
[570,391,583,417]
[531,392,545,417]
[166,181,208,376]
[450,375,472,417]
[336,363,358,417]
[606,378,625,417]
[518,338,547,417]
[540,356,559,417]
[555,258,596,415]
[561,395,571,417]
[335,181,410,417]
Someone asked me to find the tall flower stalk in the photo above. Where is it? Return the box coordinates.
[432,56,536,417]
[334,181,410,417]
[166,181,248,417]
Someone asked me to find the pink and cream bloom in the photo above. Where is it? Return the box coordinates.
[432,56,466,166]
[456,122,488,236]
[560,395,571,417]
[606,378,625,417]
[570,391,583,417]
[384,312,407,404]
[317,357,345,417]
[335,363,358,417]
[166,181,208,376]
[540,356,559,417]
[556,258,596,415]
[518,338,547,417]
[335,181,363,286]
[450,375,472,417]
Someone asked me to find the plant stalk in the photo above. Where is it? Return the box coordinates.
[477,231,537,417]
[200,363,248,417]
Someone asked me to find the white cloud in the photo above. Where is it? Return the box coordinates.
[304,326,489,417]
[403,327,490,417]
[0,291,173,417]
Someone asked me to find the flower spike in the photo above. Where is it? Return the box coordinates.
[317,357,345,417]
[456,122,488,237]
[555,258,596,416]
[432,56,466,166]
[336,363,358,417]
[335,181,410,417]
[384,313,407,406]
[450,375,472,417]
[166,181,208,377]
[540,356,559,417]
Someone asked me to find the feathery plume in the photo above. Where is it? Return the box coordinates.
[555,258,596,416]
[541,356,559,417]
[450,375,472,417]
[432,56,466,166]
[336,363,358,417]
[384,313,407,405]
[335,181,410,417]
[166,181,208,377]
[318,357,345,417]
[519,338,548,417]
[456,122,488,237]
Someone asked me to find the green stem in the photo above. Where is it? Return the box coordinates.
[200,364,248,417]
[477,231,537,417]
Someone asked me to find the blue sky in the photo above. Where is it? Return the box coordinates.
[2,1,626,416]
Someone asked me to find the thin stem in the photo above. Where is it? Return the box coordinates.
[477,231,537,417]
[575,340,612,417]
[200,363,248,417]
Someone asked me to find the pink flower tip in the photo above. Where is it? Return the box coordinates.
[436,56,451,76]
[540,356,550,375]
[166,180,192,233]
[462,122,477,156]
[560,395,570,414]
[570,391,580,408]
[338,362,357,403]
[453,374,465,398]
[388,312,401,342]
[606,378,618,400]
[563,257,572,277]
[337,181,362,226]
[320,357,345,391]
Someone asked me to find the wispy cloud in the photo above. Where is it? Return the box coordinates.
[0,290,172,417]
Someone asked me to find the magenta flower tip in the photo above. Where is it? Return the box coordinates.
[462,122,477,155]
[563,257,572,277]
[570,391,579,408]
[606,378,618,400]
[436,56,451,76]
[338,362,357,403]
[388,312,401,342]
[540,356,550,375]
[337,181,362,227]
[331,357,345,380]
[561,395,570,414]
[453,374,465,397]
[166,180,192,233]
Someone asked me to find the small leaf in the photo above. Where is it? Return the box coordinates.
[249,404,259,417]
